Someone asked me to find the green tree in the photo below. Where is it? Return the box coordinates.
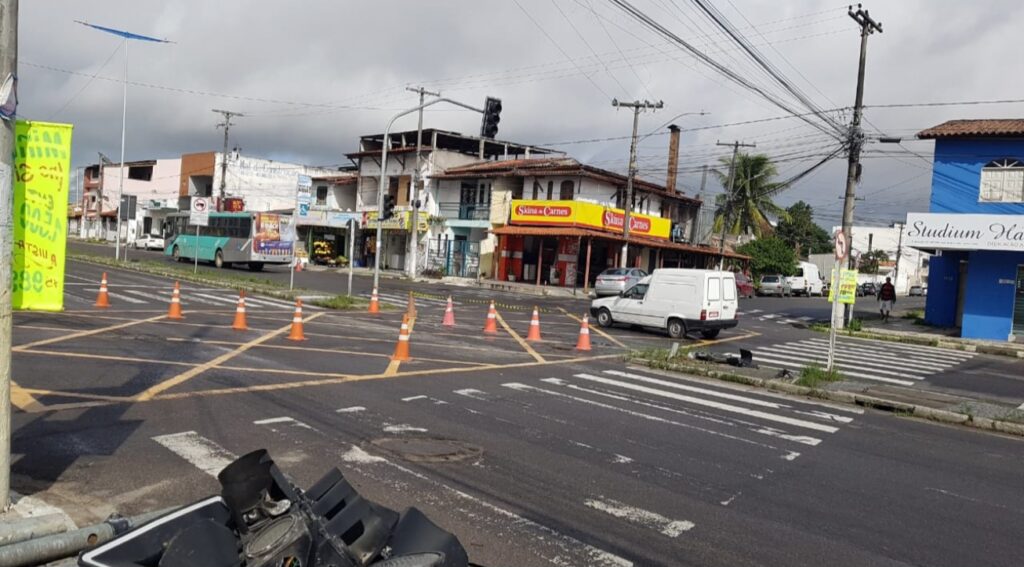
[713,152,789,238]
[776,201,832,256]
[736,236,798,279]
[859,249,890,274]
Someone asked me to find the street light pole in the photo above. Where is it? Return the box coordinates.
[405,86,440,280]
[612,99,662,268]
[0,0,17,512]
[373,97,484,291]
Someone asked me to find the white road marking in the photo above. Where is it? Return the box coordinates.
[612,454,634,464]
[762,344,935,377]
[603,370,787,409]
[402,395,428,402]
[584,497,694,538]
[152,431,237,477]
[802,338,967,367]
[816,335,976,360]
[254,416,314,430]
[383,423,428,433]
[750,352,918,386]
[336,406,366,413]
[792,410,854,424]
[87,289,146,304]
[454,388,488,400]
[189,292,239,306]
[340,445,387,464]
[753,427,822,446]
[573,374,839,434]
[1017,401,1024,410]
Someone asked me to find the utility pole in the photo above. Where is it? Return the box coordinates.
[715,140,756,269]
[213,109,243,211]
[612,99,662,268]
[405,86,440,279]
[892,221,904,289]
[839,4,883,326]
[0,0,16,512]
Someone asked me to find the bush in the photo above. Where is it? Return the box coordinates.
[796,363,844,388]
[736,236,798,279]
[309,295,365,310]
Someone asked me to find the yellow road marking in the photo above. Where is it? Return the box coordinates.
[16,349,199,367]
[558,308,627,349]
[13,324,72,332]
[10,382,45,412]
[13,314,168,351]
[693,331,761,347]
[495,311,545,363]
[135,312,325,400]
[383,316,415,376]
[20,388,131,402]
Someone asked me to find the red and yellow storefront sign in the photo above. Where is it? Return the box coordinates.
[510,200,671,240]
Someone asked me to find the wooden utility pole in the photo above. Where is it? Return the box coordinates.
[715,140,756,269]
[213,109,243,211]
[612,99,662,268]
[0,0,16,511]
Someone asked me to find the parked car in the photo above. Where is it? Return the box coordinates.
[757,274,792,297]
[786,261,824,296]
[734,272,755,298]
[859,282,877,297]
[908,285,924,297]
[594,268,648,296]
[132,234,165,250]
[590,269,739,339]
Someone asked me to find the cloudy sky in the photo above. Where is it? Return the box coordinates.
[19,1,1024,227]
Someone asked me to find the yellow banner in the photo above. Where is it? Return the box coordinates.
[364,211,429,232]
[509,200,671,240]
[827,268,858,305]
[13,121,73,311]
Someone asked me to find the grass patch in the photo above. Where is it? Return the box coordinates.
[309,295,367,310]
[847,318,863,332]
[795,363,844,388]
[902,309,925,320]
[996,408,1024,424]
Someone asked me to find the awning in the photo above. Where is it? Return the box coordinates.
[491,225,749,260]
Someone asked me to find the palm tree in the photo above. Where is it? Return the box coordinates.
[712,152,789,238]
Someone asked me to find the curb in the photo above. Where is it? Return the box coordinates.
[629,358,1024,438]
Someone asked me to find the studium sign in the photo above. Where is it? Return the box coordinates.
[904,212,1024,252]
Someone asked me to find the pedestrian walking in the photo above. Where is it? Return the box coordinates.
[877,276,896,322]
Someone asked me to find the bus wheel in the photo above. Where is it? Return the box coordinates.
[172,245,182,262]
[248,262,264,272]
[214,249,225,269]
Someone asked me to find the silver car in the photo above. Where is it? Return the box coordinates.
[758,274,792,297]
[594,268,648,296]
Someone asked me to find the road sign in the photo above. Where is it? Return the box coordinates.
[190,197,210,227]
[834,231,847,260]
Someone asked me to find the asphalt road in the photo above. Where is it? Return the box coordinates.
[8,259,1024,567]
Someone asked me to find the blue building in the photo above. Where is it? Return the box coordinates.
[905,119,1024,341]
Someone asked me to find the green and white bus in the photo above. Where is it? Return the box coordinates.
[163,211,294,271]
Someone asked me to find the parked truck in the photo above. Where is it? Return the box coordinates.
[787,261,824,296]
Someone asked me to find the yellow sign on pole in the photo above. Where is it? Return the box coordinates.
[12,121,74,311]
[827,268,859,305]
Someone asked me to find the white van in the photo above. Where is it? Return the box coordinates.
[787,261,824,296]
[590,269,739,339]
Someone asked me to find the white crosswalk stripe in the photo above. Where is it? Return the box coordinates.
[85,288,146,304]
[749,337,974,386]
[68,286,310,310]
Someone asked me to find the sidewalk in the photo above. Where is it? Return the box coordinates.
[858,316,1024,359]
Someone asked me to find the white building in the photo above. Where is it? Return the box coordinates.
[815,224,930,293]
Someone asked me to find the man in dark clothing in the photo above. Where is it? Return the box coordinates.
[877,276,897,322]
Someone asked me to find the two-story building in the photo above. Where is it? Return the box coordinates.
[905,119,1024,341]
[294,171,361,266]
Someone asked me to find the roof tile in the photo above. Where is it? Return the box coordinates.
[917,119,1024,139]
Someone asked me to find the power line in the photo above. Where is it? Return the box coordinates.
[551,0,632,97]
[47,42,122,120]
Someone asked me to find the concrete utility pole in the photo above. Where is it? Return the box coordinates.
[892,221,904,288]
[405,86,440,279]
[0,0,16,512]
[839,4,883,324]
[612,99,662,268]
[213,109,243,211]
[715,140,756,269]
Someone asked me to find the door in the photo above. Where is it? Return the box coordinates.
[613,282,649,324]
[705,276,723,321]
[721,275,737,320]
[1013,265,1024,337]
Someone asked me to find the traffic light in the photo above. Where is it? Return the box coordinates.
[480,96,502,139]
[381,194,396,220]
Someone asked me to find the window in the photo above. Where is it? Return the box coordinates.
[980,159,1024,202]
[316,186,328,206]
[559,180,574,200]
[546,181,554,200]
[627,284,648,299]
[707,277,721,300]
[723,278,736,300]
[128,165,153,181]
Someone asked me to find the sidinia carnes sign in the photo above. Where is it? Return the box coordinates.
[510,199,670,239]
[904,213,1024,251]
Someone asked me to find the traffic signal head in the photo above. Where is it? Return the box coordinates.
[381,194,396,220]
[480,96,502,139]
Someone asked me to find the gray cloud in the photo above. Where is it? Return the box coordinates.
[19,1,1024,227]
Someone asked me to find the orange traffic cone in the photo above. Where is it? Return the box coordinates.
[368,287,380,314]
[575,314,592,351]
[94,272,111,308]
[231,290,248,331]
[294,259,303,273]
[167,281,184,320]
[483,300,499,334]
[287,299,306,341]
[391,314,412,361]
[526,306,542,342]
[406,291,417,318]
[441,296,456,327]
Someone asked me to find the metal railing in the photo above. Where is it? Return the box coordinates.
[437,202,490,221]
